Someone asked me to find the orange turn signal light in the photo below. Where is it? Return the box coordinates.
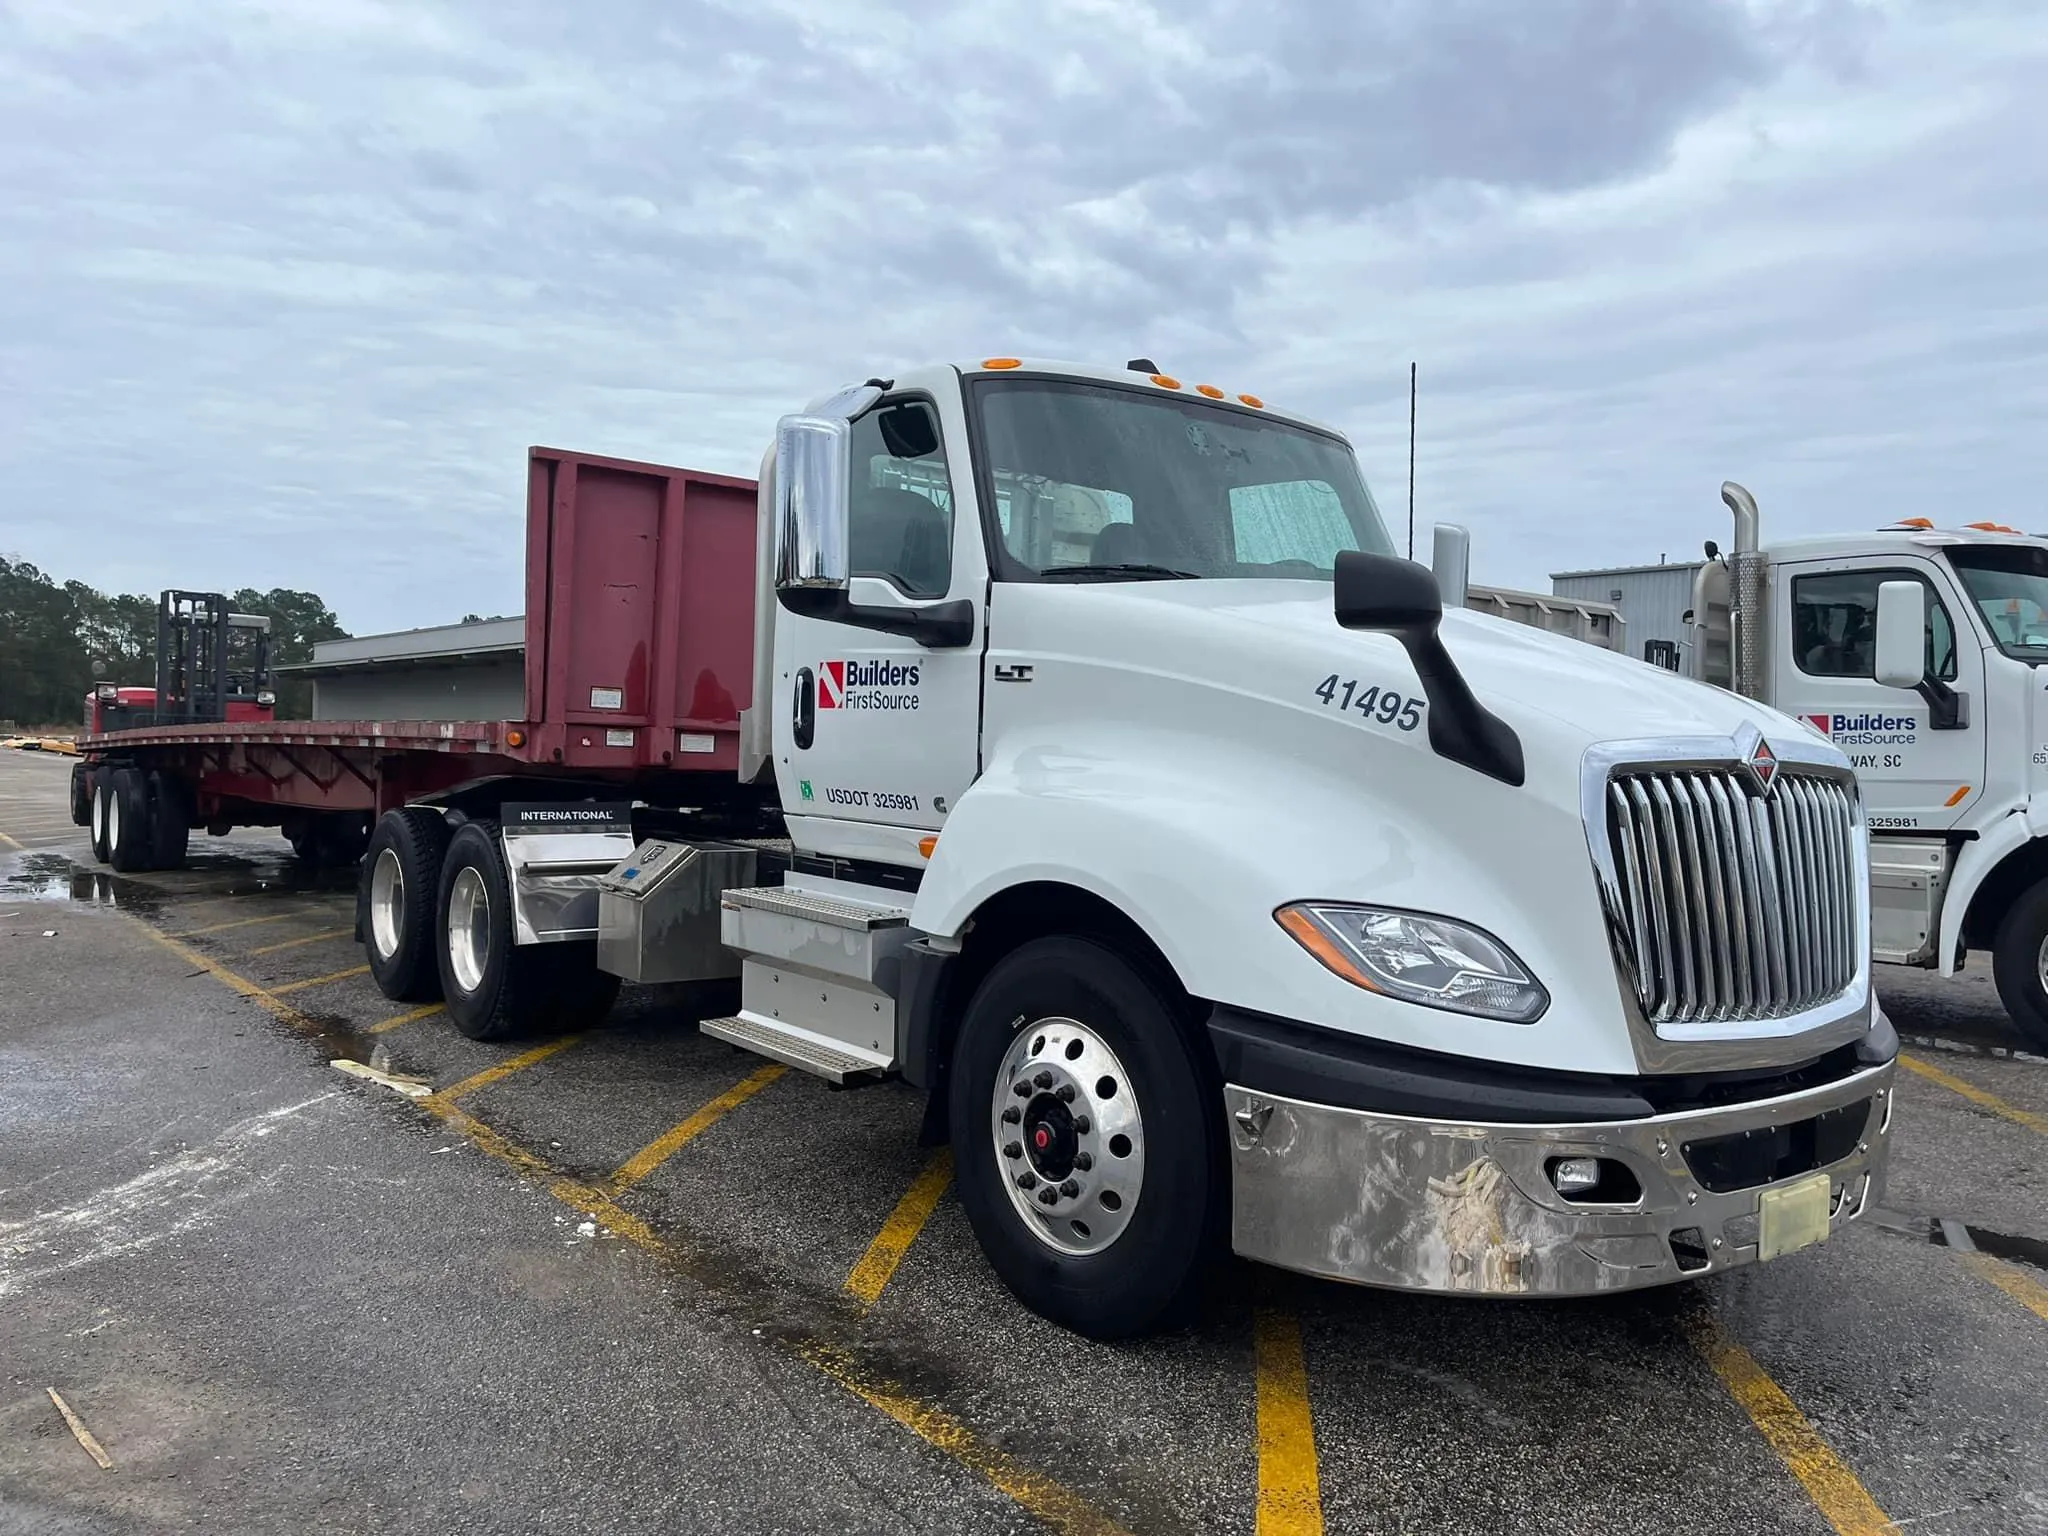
[982,357,1022,370]
[1275,906,1381,993]
[505,728,527,748]
[917,834,938,859]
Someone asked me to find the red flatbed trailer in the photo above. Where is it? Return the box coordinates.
[72,446,769,868]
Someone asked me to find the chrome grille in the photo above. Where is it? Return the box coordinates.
[1605,769,1859,1023]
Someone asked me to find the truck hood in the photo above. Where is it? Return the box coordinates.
[1082,577,1809,753]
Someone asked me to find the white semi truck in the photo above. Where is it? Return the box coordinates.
[82,361,1899,1337]
[1666,484,2048,1053]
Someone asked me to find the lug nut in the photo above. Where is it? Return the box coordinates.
[1014,1081,1033,1098]
[1037,1186,1059,1206]
[1017,1171,1037,1190]
[1073,1152,1092,1171]
[1034,1070,1053,1089]
[1059,1179,1080,1198]
[1001,1105,1021,1124]
[1073,1115,1091,1134]
[1004,1142,1022,1160]
[1056,1083,1075,1102]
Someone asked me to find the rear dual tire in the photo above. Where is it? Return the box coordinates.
[359,809,621,1040]
[435,820,618,1041]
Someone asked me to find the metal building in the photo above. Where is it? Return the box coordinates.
[278,617,526,721]
[1549,560,1703,671]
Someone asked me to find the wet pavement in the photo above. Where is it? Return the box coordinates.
[4,746,2047,1535]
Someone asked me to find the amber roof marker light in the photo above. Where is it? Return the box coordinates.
[981,357,1022,370]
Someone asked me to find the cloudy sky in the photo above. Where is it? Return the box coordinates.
[2,0,2043,635]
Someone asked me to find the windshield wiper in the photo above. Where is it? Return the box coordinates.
[1039,562,1201,582]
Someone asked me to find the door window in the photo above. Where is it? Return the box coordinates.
[848,400,954,598]
[1790,570,1957,681]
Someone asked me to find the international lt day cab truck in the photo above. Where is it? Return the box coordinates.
[1672,484,2048,1052]
[73,360,1897,1337]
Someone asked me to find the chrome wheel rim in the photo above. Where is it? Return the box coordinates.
[92,785,107,847]
[990,1015,1145,1256]
[105,788,120,853]
[2035,932,2048,996]
[446,866,490,994]
[368,849,405,960]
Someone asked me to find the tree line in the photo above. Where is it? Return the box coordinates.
[0,557,350,728]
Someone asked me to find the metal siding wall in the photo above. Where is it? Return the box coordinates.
[1551,566,1701,663]
[311,662,527,722]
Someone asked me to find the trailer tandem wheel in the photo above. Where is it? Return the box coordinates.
[89,768,114,864]
[358,808,453,1003]
[69,762,93,828]
[147,770,190,870]
[107,767,156,873]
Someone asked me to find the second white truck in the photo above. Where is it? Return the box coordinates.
[1674,485,2048,1051]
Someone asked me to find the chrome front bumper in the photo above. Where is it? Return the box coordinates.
[1223,1059,1896,1296]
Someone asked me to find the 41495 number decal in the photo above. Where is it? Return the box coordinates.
[1313,674,1424,732]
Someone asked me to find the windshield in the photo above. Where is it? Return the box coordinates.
[1946,544,2048,663]
[969,377,1397,580]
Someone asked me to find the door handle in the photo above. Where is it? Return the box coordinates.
[792,666,816,751]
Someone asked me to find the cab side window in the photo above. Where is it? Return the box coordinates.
[847,400,954,598]
[1791,570,1957,681]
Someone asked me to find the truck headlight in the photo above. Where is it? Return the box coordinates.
[1275,903,1548,1023]
[256,690,276,706]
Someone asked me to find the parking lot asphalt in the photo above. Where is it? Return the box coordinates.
[4,745,2047,1535]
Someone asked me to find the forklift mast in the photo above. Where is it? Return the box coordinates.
[152,591,275,726]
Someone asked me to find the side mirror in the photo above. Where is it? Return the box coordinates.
[1873,580,1926,689]
[773,414,852,594]
[1333,550,1523,786]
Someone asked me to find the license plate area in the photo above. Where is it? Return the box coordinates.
[1757,1171,1833,1261]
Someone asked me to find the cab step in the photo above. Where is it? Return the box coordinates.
[699,1013,891,1085]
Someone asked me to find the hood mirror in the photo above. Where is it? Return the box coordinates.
[1333,550,1524,787]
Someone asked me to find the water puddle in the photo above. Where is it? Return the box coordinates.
[1867,1206,2048,1273]
[1,849,357,917]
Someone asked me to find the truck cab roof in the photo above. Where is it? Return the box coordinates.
[1764,523,2048,564]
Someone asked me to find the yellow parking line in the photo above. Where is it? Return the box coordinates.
[136,922,1126,1536]
[608,1063,788,1192]
[180,912,298,937]
[1964,1252,2048,1325]
[1680,1312,1891,1535]
[248,925,352,956]
[844,1148,953,1309]
[271,965,371,995]
[0,830,24,849]
[798,1339,1134,1536]
[366,1003,443,1035]
[1253,1308,1324,1536]
[431,1036,585,1102]
[1901,1053,2048,1137]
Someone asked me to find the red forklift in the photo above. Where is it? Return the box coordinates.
[69,591,300,861]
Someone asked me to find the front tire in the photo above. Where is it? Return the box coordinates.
[946,935,1226,1339]
[359,808,452,1002]
[1991,880,2048,1052]
[434,819,558,1041]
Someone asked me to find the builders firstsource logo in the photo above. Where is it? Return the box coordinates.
[1802,711,1917,746]
[818,659,922,712]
